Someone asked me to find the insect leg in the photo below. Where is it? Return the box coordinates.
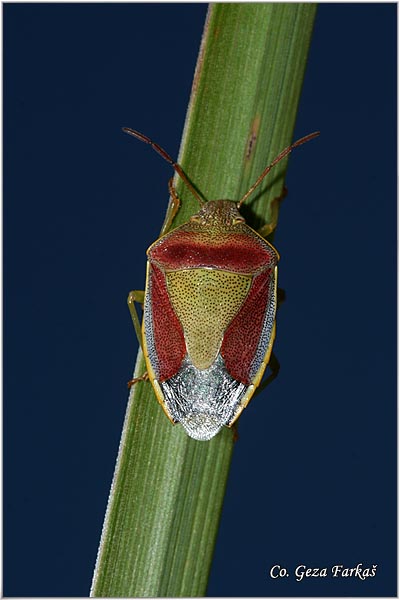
[277,287,286,309]
[127,290,145,349]
[231,423,240,443]
[127,372,149,389]
[159,178,181,236]
[127,290,149,388]
[257,186,288,238]
[253,351,281,398]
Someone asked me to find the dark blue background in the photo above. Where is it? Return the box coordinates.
[4,3,396,597]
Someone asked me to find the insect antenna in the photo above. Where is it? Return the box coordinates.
[123,127,205,206]
[237,131,320,208]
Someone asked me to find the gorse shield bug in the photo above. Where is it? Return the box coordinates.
[124,127,319,441]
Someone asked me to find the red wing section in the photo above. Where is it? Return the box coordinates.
[147,263,186,381]
[221,269,275,385]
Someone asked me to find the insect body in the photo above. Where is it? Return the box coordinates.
[125,128,319,441]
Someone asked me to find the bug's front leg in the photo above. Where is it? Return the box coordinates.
[257,186,288,238]
[159,178,181,236]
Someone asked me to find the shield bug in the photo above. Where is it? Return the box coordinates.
[124,127,319,441]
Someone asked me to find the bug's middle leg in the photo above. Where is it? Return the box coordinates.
[127,290,149,387]
[127,289,145,349]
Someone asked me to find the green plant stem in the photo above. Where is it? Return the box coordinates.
[91,4,317,597]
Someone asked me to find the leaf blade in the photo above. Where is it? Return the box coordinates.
[91,4,317,597]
